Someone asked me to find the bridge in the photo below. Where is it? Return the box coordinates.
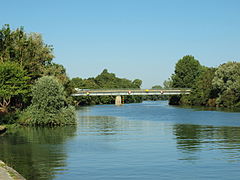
[72,89,191,105]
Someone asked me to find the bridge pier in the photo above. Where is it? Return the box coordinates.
[115,96,122,106]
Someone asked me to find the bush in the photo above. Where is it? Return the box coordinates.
[19,76,76,126]
[0,112,19,125]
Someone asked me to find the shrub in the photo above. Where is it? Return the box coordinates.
[0,112,19,125]
[19,76,76,126]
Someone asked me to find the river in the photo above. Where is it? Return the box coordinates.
[1,101,240,179]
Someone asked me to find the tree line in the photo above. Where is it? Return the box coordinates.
[0,25,145,125]
[168,55,240,108]
[1,25,239,125]
[70,69,143,105]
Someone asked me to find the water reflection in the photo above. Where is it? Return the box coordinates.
[1,102,240,180]
[174,124,202,152]
[174,124,240,161]
[0,126,76,180]
[78,116,119,135]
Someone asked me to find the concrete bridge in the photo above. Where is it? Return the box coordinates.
[72,89,191,105]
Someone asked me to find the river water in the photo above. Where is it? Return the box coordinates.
[1,101,240,179]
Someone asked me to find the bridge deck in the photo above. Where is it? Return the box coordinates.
[72,89,191,96]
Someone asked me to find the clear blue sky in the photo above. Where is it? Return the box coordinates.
[1,0,240,88]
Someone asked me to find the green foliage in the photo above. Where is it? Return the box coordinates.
[171,55,202,88]
[132,79,142,88]
[169,95,181,105]
[71,77,86,89]
[152,85,162,89]
[19,76,76,126]
[43,63,73,102]
[0,24,60,113]
[183,67,218,106]
[143,85,167,101]
[0,62,30,113]
[71,69,142,105]
[95,69,117,88]
[212,62,240,93]
[169,55,202,105]
[0,24,54,81]
[43,63,69,85]
[0,112,19,125]
[0,24,76,116]
[212,62,240,107]
[168,57,240,108]
[163,78,173,89]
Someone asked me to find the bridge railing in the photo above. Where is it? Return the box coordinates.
[72,88,191,96]
[74,88,191,92]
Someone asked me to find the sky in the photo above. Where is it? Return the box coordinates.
[1,0,240,88]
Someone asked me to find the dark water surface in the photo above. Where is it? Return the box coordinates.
[1,101,240,179]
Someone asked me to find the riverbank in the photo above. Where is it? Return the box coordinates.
[0,160,25,180]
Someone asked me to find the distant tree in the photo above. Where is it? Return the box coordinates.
[171,55,202,88]
[71,69,143,105]
[0,62,29,113]
[152,85,162,89]
[163,78,173,89]
[19,76,76,126]
[143,85,166,101]
[132,79,142,88]
[84,78,100,89]
[71,77,85,89]
[95,69,115,88]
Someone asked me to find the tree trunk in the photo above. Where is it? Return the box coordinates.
[0,98,11,113]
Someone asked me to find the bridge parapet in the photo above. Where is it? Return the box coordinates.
[72,89,191,96]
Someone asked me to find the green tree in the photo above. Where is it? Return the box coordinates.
[70,77,85,89]
[0,24,61,110]
[163,78,173,89]
[71,69,143,105]
[95,69,118,88]
[171,55,202,88]
[182,67,218,106]
[212,62,240,107]
[143,85,167,101]
[43,63,74,100]
[132,79,142,88]
[0,62,29,113]
[43,63,69,85]
[70,77,100,106]
[0,24,54,81]
[152,85,162,89]
[169,55,202,105]
[19,76,76,126]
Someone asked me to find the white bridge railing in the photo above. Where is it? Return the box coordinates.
[72,89,191,96]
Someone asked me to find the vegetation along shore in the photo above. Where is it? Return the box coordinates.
[1,24,240,127]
